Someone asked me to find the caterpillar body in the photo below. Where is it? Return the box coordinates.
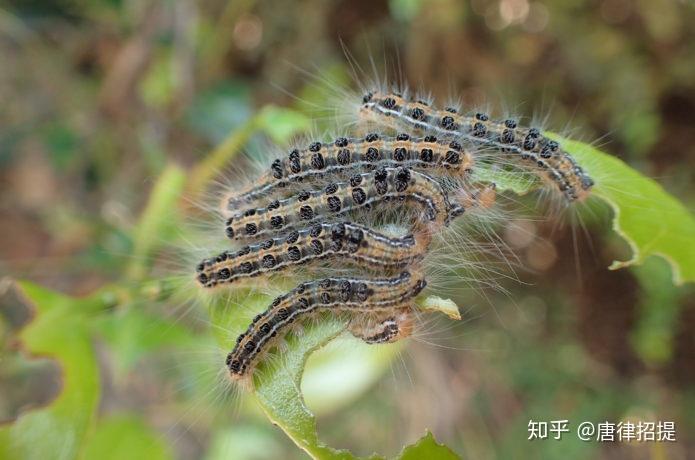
[347,307,415,345]
[225,134,474,211]
[224,167,464,241]
[359,91,594,202]
[225,271,427,382]
[196,221,427,288]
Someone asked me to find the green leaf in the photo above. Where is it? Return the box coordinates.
[397,432,460,460]
[302,336,403,416]
[548,134,695,284]
[487,134,695,284]
[0,282,104,460]
[204,277,468,459]
[82,414,172,460]
[208,291,359,459]
[94,306,197,376]
[253,316,358,460]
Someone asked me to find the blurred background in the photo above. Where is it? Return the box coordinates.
[1,0,694,459]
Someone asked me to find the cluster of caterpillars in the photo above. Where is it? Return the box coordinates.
[195,90,594,386]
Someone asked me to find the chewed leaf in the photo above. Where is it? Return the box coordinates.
[397,431,461,460]
[253,317,359,460]
[0,282,104,460]
[548,134,695,284]
[208,287,463,458]
[207,292,356,457]
[418,296,462,320]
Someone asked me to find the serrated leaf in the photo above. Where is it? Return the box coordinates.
[548,134,695,284]
[81,414,172,460]
[397,431,460,460]
[0,282,104,460]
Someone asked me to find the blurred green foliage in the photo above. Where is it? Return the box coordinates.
[1,0,695,459]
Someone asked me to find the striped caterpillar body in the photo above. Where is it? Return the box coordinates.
[347,307,415,344]
[196,221,427,288]
[225,272,427,382]
[360,91,594,202]
[225,134,474,211]
[224,167,464,241]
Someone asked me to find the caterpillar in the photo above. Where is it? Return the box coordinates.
[223,167,464,241]
[347,307,415,345]
[197,67,600,393]
[196,221,427,288]
[225,271,427,382]
[359,91,594,202]
[225,134,474,211]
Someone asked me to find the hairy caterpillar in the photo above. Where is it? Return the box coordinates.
[196,221,427,288]
[347,307,415,344]
[223,167,464,241]
[224,134,474,211]
[197,60,593,395]
[225,271,427,383]
[358,91,594,202]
